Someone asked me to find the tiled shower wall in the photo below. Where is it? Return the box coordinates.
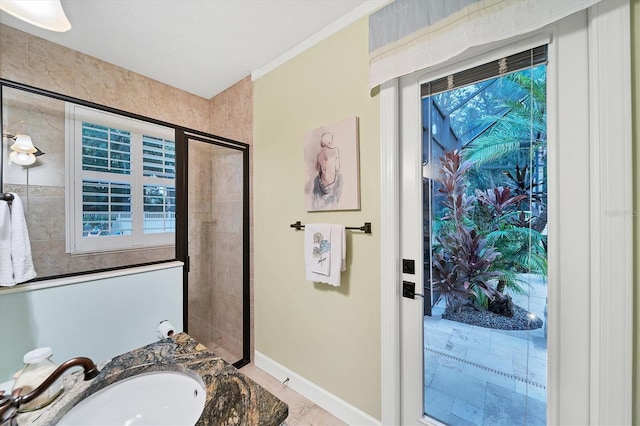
[187,143,245,360]
[208,77,254,358]
[0,25,210,129]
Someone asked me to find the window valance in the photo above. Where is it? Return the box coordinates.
[369,0,601,88]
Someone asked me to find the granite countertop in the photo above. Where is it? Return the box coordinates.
[17,333,288,425]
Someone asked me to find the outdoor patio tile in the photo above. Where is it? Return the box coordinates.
[428,316,471,333]
[489,331,535,356]
[430,368,488,406]
[451,398,484,425]
[430,322,466,340]
[513,355,547,385]
[531,334,548,360]
[425,295,548,425]
[424,386,455,424]
[426,336,470,359]
[428,351,467,375]
[450,321,481,332]
[425,371,435,387]
[425,350,443,365]
[448,327,490,350]
[425,327,454,348]
[492,328,540,341]
[465,347,514,375]
[460,362,516,391]
[515,381,547,403]
[448,414,480,426]
[483,383,546,426]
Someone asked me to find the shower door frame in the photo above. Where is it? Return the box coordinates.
[176,128,251,369]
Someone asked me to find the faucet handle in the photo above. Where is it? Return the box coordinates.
[0,389,22,426]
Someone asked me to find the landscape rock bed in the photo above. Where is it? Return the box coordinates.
[442,303,543,330]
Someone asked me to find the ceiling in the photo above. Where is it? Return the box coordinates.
[0,0,381,99]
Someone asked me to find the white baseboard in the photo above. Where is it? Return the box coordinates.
[254,351,381,426]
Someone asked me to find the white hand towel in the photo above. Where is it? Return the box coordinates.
[9,193,37,284]
[0,200,13,286]
[305,224,346,287]
[305,224,332,275]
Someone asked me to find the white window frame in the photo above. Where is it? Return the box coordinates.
[65,104,176,254]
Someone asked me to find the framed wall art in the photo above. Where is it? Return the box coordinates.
[303,116,360,211]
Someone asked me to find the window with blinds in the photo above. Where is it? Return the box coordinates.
[66,105,176,253]
[421,45,548,97]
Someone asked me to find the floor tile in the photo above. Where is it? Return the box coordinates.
[303,406,348,426]
[239,363,345,426]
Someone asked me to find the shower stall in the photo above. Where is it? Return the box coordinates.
[178,130,250,367]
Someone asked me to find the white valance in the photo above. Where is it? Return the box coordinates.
[369,0,602,88]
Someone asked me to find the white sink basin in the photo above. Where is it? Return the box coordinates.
[57,371,206,425]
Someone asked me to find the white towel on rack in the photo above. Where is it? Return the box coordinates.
[305,224,346,287]
[6,194,37,285]
[0,200,13,286]
[305,224,332,276]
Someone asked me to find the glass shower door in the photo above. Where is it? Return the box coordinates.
[185,133,249,367]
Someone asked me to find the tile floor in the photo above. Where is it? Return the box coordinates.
[239,363,347,426]
[206,341,346,425]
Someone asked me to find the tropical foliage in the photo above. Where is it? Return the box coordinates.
[431,150,547,315]
[431,150,499,312]
[428,65,548,317]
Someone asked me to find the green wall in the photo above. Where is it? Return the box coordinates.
[253,17,381,419]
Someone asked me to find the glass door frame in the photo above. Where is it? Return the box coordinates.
[176,128,251,368]
[380,1,633,424]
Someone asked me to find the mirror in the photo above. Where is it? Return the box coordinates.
[1,83,176,279]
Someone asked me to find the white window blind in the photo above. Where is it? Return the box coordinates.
[66,105,176,253]
[143,135,175,179]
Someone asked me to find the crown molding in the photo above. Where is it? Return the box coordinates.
[251,0,388,81]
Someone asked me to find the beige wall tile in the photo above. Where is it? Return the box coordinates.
[1,24,210,132]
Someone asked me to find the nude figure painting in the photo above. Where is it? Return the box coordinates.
[304,116,360,211]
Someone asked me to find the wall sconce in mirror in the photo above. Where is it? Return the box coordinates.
[0,0,72,32]
[2,133,45,166]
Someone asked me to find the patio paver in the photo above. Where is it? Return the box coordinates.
[424,275,548,425]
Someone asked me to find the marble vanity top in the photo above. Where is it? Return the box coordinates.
[17,333,288,425]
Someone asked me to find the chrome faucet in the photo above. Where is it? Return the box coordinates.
[0,357,100,426]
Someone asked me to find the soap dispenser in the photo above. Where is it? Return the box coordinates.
[12,347,63,412]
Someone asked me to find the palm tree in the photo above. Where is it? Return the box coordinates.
[462,66,547,167]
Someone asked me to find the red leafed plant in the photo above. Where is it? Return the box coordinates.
[431,150,499,312]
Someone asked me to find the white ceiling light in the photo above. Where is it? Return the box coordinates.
[0,0,71,32]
